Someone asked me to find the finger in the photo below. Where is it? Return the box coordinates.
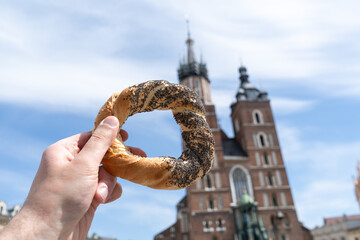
[105,182,122,203]
[75,116,119,167]
[94,167,117,203]
[56,131,92,156]
[120,129,128,142]
[128,146,147,157]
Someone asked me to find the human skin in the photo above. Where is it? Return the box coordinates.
[0,116,145,240]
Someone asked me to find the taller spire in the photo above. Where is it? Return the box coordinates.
[177,19,209,82]
[185,18,196,63]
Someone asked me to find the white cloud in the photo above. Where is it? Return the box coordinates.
[277,123,360,227]
[271,97,316,115]
[294,179,357,228]
[1,0,360,112]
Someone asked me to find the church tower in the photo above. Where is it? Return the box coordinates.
[176,23,235,240]
[230,66,304,240]
[154,29,309,240]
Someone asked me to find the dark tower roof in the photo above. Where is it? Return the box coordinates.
[232,65,268,106]
[177,21,209,82]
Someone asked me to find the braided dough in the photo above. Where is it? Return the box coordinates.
[94,80,215,190]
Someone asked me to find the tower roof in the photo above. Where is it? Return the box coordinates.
[232,65,268,105]
[177,21,209,82]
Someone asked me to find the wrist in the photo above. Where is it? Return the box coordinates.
[0,205,63,240]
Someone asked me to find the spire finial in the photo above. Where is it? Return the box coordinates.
[184,15,196,63]
[185,15,191,39]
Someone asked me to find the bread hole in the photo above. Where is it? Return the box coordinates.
[121,110,182,158]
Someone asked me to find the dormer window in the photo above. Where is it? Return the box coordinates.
[253,110,264,124]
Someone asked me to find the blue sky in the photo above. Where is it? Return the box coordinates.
[1,0,360,239]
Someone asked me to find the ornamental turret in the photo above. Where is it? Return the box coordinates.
[233,65,268,104]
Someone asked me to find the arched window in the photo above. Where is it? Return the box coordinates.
[231,168,250,203]
[267,173,274,186]
[263,153,270,165]
[205,174,213,189]
[208,197,215,210]
[260,135,266,146]
[205,221,210,229]
[253,110,263,124]
[217,218,223,228]
[272,193,279,206]
[258,133,268,147]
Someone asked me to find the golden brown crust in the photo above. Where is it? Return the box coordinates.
[94,80,215,190]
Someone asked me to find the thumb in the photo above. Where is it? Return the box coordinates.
[75,116,119,167]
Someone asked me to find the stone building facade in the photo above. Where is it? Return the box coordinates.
[312,214,360,240]
[0,201,21,232]
[154,32,310,240]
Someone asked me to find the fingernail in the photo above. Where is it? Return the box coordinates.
[98,184,109,202]
[101,116,118,128]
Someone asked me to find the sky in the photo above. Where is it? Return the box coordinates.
[0,0,360,239]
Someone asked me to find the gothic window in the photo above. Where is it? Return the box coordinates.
[267,173,274,186]
[263,153,270,165]
[205,174,214,189]
[253,110,263,124]
[208,197,215,210]
[217,218,223,228]
[272,193,279,206]
[283,214,290,227]
[258,132,268,147]
[203,219,214,232]
[260,135,266,147]
[232,168,249,202]
[216,218,226,232]
[205,221,210,229]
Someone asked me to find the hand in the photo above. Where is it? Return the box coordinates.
[0,116,145,240]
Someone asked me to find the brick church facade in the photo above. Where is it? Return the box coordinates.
[154,32,311,240]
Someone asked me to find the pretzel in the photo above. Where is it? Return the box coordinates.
[94,80,214,190]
